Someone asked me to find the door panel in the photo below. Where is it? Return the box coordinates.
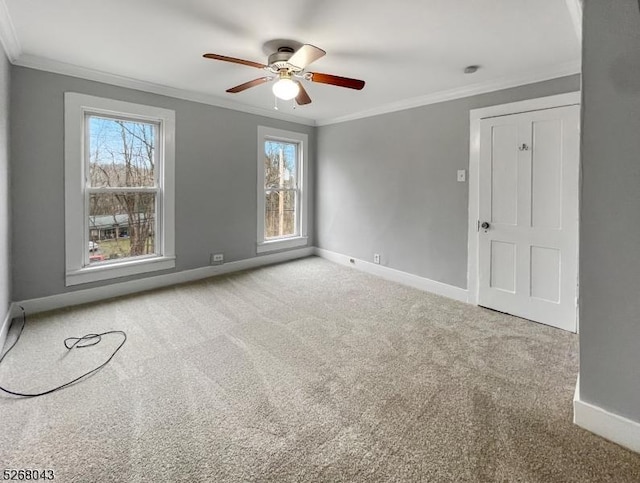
[531,119,563,230]
[491,124,519,226]
[490,241,516,292]
[478,105,579,332]
[530,246,561,302]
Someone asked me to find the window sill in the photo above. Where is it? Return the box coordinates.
[66,256,176,286]
[257,236,308,254]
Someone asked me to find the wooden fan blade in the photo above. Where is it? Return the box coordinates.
[203,53,266,69]
[288,44,326,70]
[295,82,312,105]
[226,77,271,93]
[309,72,365,90]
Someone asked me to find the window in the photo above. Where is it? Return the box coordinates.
[257,126,308,253]
[65,93,175,285]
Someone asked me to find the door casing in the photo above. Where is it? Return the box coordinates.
[467,92,581,331]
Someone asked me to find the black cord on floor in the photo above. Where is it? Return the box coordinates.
[0,306,127,398]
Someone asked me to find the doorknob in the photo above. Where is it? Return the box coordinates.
[481,221,490,230]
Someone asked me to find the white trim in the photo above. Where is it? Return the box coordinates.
[316,61,581,126]
[17,248,314,315]
[11,53,580,128]
[64,92,176,286]
[0,303,20,353]
[574,377,640,454]
[469,92,581,121]
[565,0,583,42]
[66,256,176,286]
[257,236,309,253]
[14,54,316,127]
[257,126,309,253]
[0,0,21,62]
[314,248,468,303]
[467,92,581,305]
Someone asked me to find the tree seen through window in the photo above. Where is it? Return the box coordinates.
[87,116,158,262]
[264,140,298,239]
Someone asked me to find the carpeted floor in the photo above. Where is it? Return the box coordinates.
[1,257,639,482]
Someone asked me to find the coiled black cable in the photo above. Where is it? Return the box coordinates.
[0,306,127,397]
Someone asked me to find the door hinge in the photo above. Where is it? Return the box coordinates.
[477,220,480,232]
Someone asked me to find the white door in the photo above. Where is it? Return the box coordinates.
[478,105,580,332]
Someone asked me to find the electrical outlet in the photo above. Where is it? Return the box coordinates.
[373,253,380,264]
[457,169,466,182]
[210,253,224,265]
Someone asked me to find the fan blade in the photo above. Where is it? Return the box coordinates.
[203,53,266,69]
[288,44,326,70]
[309,72,365,90]
[295,82,312,105]
[226,77,271,93]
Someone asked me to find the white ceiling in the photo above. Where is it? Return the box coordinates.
[2,0,580,125]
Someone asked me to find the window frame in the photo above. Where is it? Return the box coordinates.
[256,126,308,253]
[64,93,175,286]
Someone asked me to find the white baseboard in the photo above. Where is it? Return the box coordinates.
[314,247,469,303]
[15,245,468,319]
[574,375,640,453]
[0,303,21,353]
[17,247,314,315]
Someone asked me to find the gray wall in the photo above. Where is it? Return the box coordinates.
[579,0,640,422]
[0,53,10,316]
[10,66,315,301]
[316,75,580,289]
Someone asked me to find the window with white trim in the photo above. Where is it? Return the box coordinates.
[64,93,175,286]
[257,126,308,253]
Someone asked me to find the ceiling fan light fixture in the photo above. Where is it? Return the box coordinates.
[272,77,300,100]
[203,43,365,106]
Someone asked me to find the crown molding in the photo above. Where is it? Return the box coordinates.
[0,0,21,62]
[315,60,581,126]
[13,52,580,129]
[13,54,317,126]
[0,0,581,127]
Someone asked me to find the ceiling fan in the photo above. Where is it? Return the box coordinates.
[203,44,365,106]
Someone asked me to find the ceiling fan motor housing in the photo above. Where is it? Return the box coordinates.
[268,47,300,72]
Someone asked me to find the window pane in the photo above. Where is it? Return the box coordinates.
[89,192,156,263]
[265,190,296,239]
[88,116,156,188]
[264,140,297,190]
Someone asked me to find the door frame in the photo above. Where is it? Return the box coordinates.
[467,92,581,309]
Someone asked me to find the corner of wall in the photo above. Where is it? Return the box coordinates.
[1,46,12,328]
[0,302,19,353]
[574,374,640,454]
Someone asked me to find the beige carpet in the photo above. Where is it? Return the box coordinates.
[0,257,639,482]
